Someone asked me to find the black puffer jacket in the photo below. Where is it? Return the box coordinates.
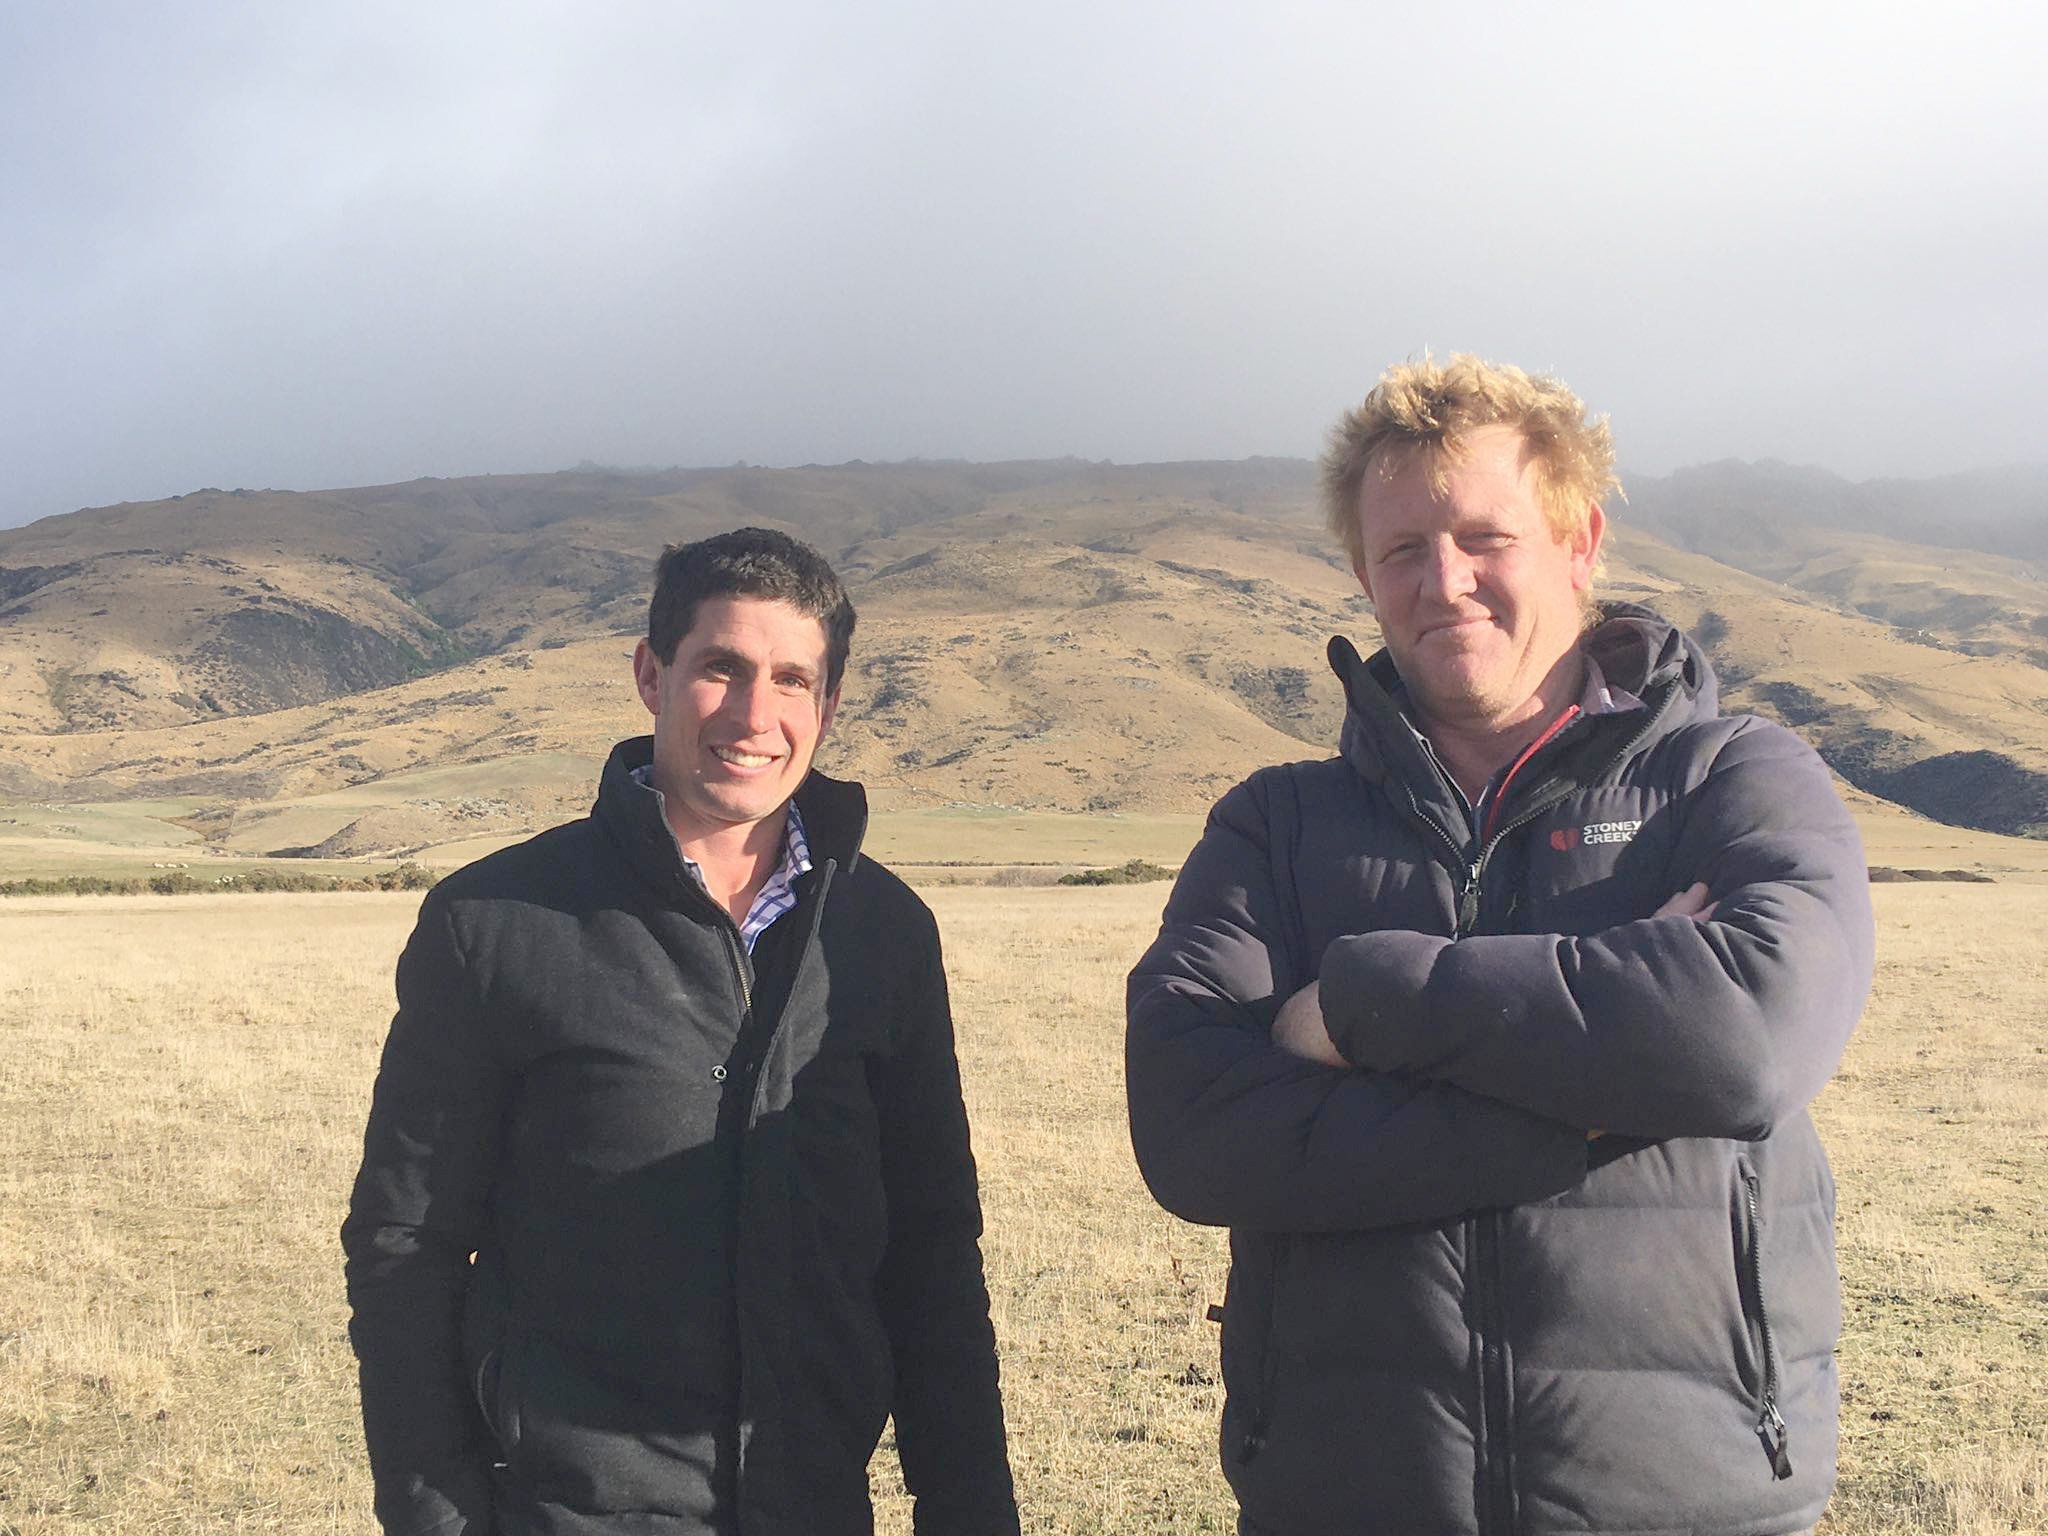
[344,739,1018,1536]
[1127,608,1875,1536]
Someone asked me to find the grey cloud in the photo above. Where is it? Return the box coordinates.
[3,0,2044,527]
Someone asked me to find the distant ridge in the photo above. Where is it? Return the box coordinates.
[1626,459,2048,565]
[2,456,2045,848]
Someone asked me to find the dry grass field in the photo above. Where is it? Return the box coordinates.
[1,883,2043,1534]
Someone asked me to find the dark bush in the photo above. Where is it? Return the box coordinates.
[3,863,439,898]
[1866,866,1996,884]
[1058,859,1177,887]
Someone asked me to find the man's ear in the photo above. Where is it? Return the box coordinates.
[1351,556,1376,608]
[1570,502,1606,591]
[818,687,841,739]
[632,638,663,717]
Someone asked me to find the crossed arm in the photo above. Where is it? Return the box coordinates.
[1126,723,1876,1233]
[1126,773,1596,1233]
[1311,727,1873,1141]
[1272,880,1718,1136]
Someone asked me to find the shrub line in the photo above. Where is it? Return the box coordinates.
[0,863,439,897]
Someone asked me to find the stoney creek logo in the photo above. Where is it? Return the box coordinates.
[1552,819,1643,851]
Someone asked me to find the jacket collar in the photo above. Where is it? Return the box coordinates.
[1327,603,1717,791]
[593,736,869,903]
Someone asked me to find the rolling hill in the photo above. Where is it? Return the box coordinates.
[2,456,2045,866]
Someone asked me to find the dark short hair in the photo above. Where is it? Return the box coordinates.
[647,527,856,693]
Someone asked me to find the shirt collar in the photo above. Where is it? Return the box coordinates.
[627,763,813,891]
[1577,651,1642,717]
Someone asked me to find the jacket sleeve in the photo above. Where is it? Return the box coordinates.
[872,910,1021,1536]
[1126,773,1592,1234]
[341,891,503,1536]
[1321,720,1876,1140]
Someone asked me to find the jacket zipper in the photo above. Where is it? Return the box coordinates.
[1236,1234,1291,1464]
[1417,796,1542,1532]
[720,923,754,1020]
[1433,774,1578,938]
[1456,779,1584,934]
[1481,706,1582,846]
[730,858,836,1504]
[740,861,833,1130]
[1742,1166,1794,1479]
[1453,677,1690,930]
[1472,1212,1517,1533]
[670,861,757,1030]
[1387,680,1687,1524]
[1407,707,1588,937]
[706,916,755,1097]
[1409,704,1589,1531]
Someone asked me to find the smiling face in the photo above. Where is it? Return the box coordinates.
[1350,424,1603,742]
[632,594,839,859]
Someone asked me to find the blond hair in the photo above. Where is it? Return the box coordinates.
[1320,353,1618,568]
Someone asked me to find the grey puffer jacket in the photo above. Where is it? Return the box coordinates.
[1127,607,1875,1536]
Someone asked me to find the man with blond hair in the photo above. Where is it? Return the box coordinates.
[1128,355,1874,1534]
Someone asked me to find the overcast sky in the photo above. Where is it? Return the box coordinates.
[3,1,2043,528]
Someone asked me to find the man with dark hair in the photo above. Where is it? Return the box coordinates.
[345,527,1019,1536]
[1127,357,1875,1535]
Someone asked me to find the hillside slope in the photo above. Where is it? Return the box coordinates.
[3,457,2045,850]
[1624,461,2048,666]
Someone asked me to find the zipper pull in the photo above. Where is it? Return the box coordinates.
[1456,860,1483,934]
[1756,1400,1793,1480]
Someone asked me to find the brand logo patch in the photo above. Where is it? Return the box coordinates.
[1580,819,1642,846]
[1552,819,1642,850]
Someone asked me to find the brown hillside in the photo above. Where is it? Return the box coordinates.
[3,458,2047,854]
[1624,462,2048,665]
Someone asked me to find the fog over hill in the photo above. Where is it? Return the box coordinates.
[1625,459,2048,570]
[1,456,2045,853]
[1622,461,2048,660]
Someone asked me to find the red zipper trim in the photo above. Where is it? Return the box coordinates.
[1482,704,1581,845]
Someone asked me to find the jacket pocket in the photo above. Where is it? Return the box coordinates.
[473,1339,521,1466]
[1734,1155,1792,1481]
[1225,1234,1291,1466]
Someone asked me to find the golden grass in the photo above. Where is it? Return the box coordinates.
[863,810,1205,878]
[0,896,399,1532]
[1817,885,2048,1534]
[880,888,1234,1534]
[0,884,2042,1533]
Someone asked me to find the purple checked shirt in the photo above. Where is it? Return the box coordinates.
[631,765,813,951]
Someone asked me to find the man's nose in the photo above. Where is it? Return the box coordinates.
[727,674,778,733]
[1421,541,1477,600]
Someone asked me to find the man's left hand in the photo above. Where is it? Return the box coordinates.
[1273,980,1345,1067]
